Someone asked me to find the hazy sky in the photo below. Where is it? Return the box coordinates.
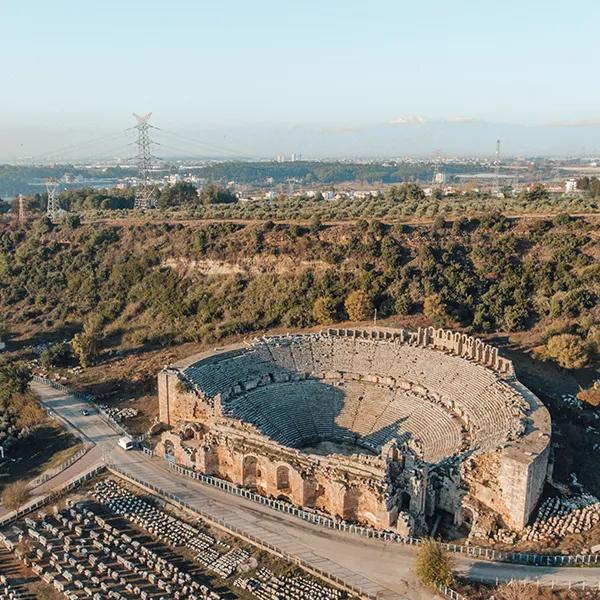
[2,0,600,159]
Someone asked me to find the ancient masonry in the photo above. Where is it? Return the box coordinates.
[157,327,551,535]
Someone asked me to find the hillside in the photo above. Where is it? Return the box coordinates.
[1,213,599,350]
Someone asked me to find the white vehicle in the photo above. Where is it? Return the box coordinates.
[118,436,135,451]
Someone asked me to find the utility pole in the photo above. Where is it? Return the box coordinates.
[133,112,155,209]
[432,149,444,187]
[45,179,61,221]
[18,194,26,225]
[494,139,501,195]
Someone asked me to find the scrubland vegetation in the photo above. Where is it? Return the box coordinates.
[1,211,599,379]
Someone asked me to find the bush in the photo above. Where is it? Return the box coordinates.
[423,293,448,326]
[40,342,71,368]
[312,296,337,325]
[544,334,590,370]
[1,480,30,512]
[10,392,45,429]
[344,290,373,322]
[415,538,454,588]
[0,357,31,410]
[586,326,600,359]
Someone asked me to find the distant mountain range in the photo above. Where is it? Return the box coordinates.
[207,119,600,159]
[3,119,600,162]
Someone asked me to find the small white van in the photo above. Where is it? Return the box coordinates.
[118,436,135,451]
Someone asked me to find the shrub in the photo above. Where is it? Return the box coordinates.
[40,342,71,368]
[1,480,30,512]
[312,296,337,325]
[423,293,448,327]
[586,326,600,359]
[344,290,373,322]
[544,333,590,370]
[415,538,454,588]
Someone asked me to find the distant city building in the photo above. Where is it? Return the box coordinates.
[434,172,446,185]
[565,178,578,194]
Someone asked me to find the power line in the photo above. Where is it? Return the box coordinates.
[27,129,129,163]
[155,128,260,160]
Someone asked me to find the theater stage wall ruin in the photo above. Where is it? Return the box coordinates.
[157,327,551,536]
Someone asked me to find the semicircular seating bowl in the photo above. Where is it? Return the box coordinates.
[182,333,523,463]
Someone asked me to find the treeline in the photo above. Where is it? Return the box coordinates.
[0,165,135,197]
[0,212,598,374]
[190,160,485,185]
[577,176,600,198]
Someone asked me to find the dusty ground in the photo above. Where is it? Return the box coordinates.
[0,419,83,491]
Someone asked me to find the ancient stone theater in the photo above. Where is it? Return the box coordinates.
[157,327,551,536]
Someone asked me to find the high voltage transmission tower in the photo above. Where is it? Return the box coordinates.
[494,139,501,195]
[17,194,26,225]
[133,112,155,209]
[45,179,61,221]
[432,149,444,186]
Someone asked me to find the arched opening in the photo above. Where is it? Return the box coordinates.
[242,455,260,489]
[400,491,411,512]
[182,426,196,440]
[462,507,474,529]
[343,487,360,521]
[164,439,175,462]
[276,465,290,491]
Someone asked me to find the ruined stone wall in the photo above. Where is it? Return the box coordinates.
[159,424,397,529]
[498,443,551,529]
[158,369,213,426]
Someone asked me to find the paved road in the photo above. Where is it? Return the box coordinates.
[25,382,600,598]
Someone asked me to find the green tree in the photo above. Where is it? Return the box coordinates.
[344,290,373,322]
[40,343,71,368]
[544,334,589,369]
[1,480,31,512]
[0,357,31,410]
[415,538,454,588]
[200,183,237,205]
[64,213,82,229]
[432,215,446,231]
[312,296,337,325]
[71,318,102,368]
[423,293,448,327]
[309,214,322,234]
[158,182,199,208]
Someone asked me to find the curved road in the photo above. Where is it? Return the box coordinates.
[24,381,600,599]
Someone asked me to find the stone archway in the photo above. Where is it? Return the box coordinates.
[462,506,474,530]
[276,465,291,491]
[164,439,175,462]
[242,455,260,489]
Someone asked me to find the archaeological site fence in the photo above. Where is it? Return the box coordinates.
[160,455,600,568]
